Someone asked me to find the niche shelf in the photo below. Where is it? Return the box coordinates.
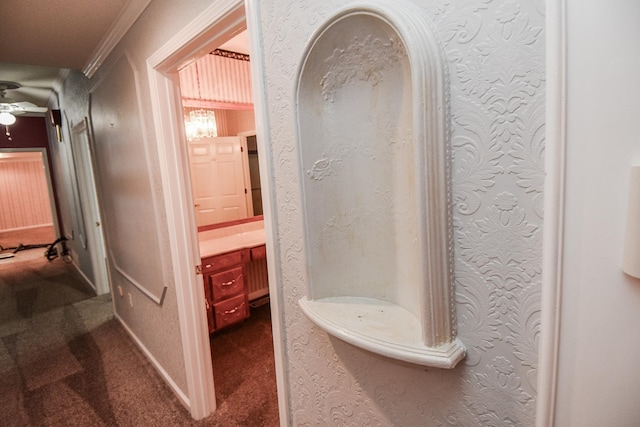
[296,1,465,369]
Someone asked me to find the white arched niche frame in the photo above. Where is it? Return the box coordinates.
[296,1,465,369]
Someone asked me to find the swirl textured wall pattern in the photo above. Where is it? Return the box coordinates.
[257,0,544,424]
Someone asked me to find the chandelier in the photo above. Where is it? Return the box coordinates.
[184,109,217,141]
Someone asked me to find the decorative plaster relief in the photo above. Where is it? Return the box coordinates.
[296,3,464,368]
[320,34,406,101]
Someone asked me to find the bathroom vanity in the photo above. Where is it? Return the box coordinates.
[198,218,267,333]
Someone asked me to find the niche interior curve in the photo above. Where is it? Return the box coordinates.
[296,2,465,368]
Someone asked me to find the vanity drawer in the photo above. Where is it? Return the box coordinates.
[213,293,248,330]
[210,266,244,302]
[202,250,243,273]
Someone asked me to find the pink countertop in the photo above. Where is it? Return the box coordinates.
[198,220,266,258]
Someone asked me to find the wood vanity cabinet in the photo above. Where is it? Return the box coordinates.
[249,244,266,261]
[201,249,250,333]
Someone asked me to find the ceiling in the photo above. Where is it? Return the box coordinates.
[0,1,250,111]
[0,0,129,109]
[1,0,128,70]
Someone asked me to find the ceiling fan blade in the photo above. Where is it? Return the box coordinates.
[13,101,39,108]
[9,102,48,114]
[13,86,53,104]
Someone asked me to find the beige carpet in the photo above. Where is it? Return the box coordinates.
[0,246,279,426]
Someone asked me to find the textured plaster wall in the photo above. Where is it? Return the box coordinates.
[257,0,545,424]
[49,71,97,286]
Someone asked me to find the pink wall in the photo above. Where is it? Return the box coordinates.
[225,109,255,135]
[0,116,63,234]
[180,53,253,108]
[0,116,50,150]
[0,154,53,231]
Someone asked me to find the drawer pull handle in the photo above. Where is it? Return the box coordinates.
[221,279,236,287]
[225,306,240,315]
[205,264,213,269]
[205,300,210,310]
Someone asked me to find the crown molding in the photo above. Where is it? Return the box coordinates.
[83,0,153,78]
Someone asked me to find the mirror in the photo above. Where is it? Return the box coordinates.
[179,30,262,231]
[184,126,262,230]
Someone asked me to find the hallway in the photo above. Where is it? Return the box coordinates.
[0,246,278,426]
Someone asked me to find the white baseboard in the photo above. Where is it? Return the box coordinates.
[114,313,191,410]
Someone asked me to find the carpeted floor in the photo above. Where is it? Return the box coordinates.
[0,239,279,426]
[209,298,279,426]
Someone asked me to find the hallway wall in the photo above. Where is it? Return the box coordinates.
[48,72,98,300]
[256,0,544,424]
[51,0,225,403]
[555,0,640,425]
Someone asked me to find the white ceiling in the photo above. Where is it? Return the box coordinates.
[0,1,250,109]
[219,31,250,55]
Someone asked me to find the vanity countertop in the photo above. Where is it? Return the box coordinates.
[198,220,266,258]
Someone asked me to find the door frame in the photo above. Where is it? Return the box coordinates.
[146,0,288,422]
[238,129,256,216]
[0,148,61,240]
[69,118,110,295]
[537,0,566,425]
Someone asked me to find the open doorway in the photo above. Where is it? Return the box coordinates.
[147,1,286,421]
[179,32,260,227]
[178,29,277,422]
[0,149,58,260]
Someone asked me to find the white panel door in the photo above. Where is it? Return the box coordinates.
[70,119,110,295]
[188,137,248,226]
[214,137,248,222]
[188,142,218,226]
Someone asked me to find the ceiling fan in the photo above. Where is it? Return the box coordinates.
[0,81,48,125]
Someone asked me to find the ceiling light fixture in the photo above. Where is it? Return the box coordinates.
[184,109,217,141]
[0,112,16,125]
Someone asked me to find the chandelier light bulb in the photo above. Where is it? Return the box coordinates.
[184,109,217,141]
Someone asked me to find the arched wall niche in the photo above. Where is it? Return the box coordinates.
[296,1,465,369]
